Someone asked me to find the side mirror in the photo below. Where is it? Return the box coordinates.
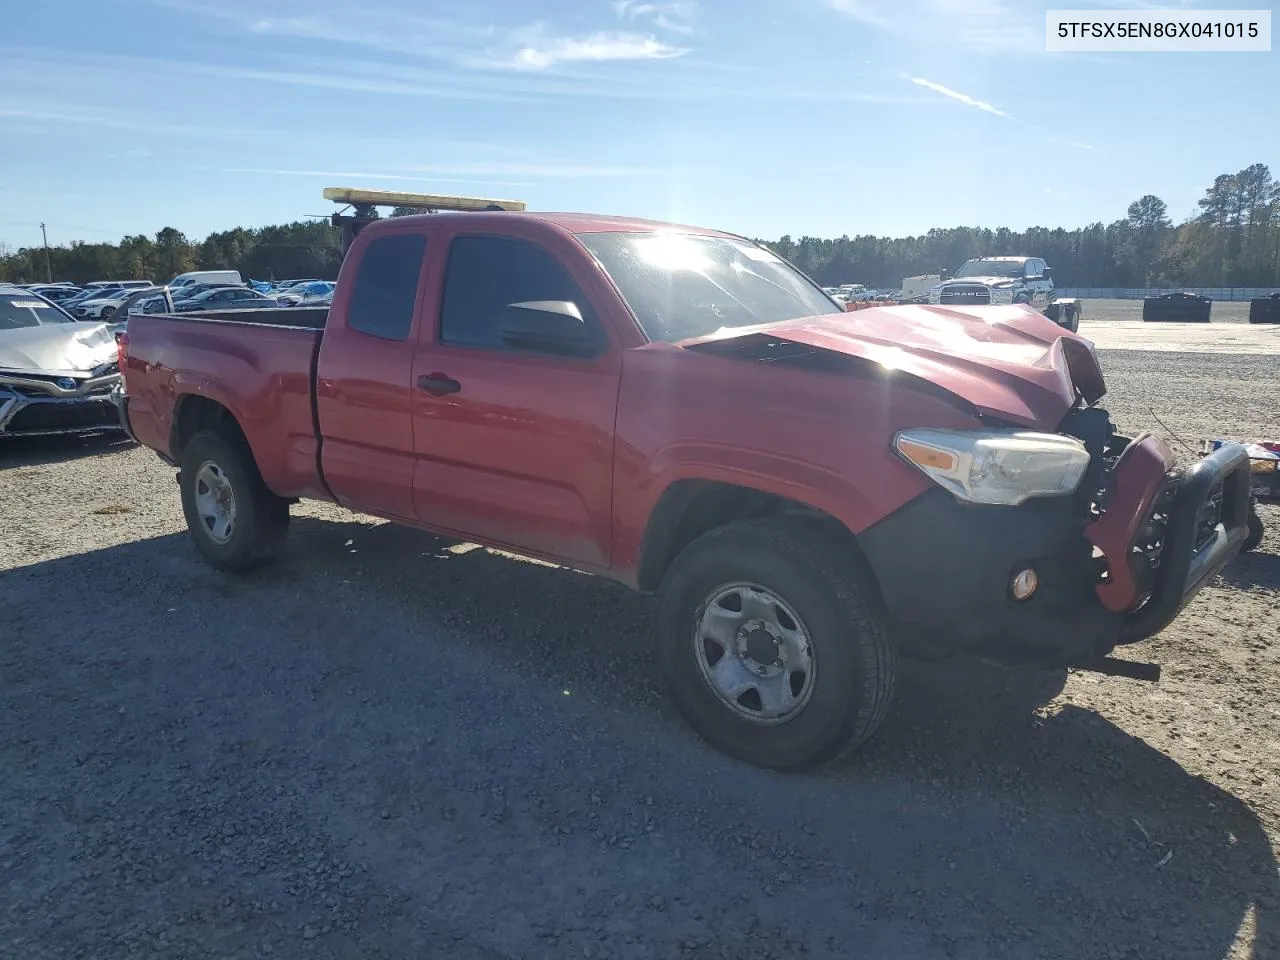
[498,300,597,357]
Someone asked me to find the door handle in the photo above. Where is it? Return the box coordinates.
[417,373,461,396]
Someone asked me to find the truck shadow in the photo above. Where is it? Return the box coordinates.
[4,515,1276,960]
[0,431,134,470]
[1218,549,1280,590]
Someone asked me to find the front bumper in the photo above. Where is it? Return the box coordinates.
[0,375,123,437]
[858,435,1253,667]
[1116,441,1251,644]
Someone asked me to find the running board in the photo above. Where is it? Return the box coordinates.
[1072,657,1162,682]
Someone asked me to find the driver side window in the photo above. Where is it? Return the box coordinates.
[439,235,601,352]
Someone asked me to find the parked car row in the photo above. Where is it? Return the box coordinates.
[2,269,337,326]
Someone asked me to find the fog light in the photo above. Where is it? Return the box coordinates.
[1011,567,1039,600]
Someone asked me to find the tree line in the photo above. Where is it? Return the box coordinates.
[2,163,1276,290]
[0,221,345,287]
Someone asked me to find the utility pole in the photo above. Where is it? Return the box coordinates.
[39,223,52,282]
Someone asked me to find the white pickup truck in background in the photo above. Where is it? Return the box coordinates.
[929,256,1081,331]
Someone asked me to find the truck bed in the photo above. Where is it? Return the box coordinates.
[122,311,330,500]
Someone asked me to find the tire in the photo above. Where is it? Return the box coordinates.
[179,429,290,572]
[1064,303,1080,333]
[100,305,116,320]
[1244,508,1265,553]
[656,518,897,769]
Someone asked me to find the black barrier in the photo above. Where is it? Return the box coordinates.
[1248,294,1280,324]
[1143,292,1212,322]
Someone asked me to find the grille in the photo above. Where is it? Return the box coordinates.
[6,400,118,433]
[4,383,49,398]
[940,286,991,305]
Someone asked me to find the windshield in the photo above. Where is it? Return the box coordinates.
[0,293,76,330]
[577,232,841,342]
[955,259,1025,279]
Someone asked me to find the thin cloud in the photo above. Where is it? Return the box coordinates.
[154,1,494,61]
[909,77,1009,118]
[0,104,255,140]
[613,0,697,34]
[152,1,689,71]
[828,0,892,29]
[830,0,1038,53]
[903,77,1101,151]
[201,167,534,188]
[499,31,688,70]
[400,161,669,178]
[180,61,528,101]
[2,47,901,107]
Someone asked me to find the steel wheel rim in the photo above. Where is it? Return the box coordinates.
[692,582,816,725]
[193,460,236,545]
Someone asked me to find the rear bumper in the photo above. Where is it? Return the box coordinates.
[858,436,1253,667]
[111,387,138,443]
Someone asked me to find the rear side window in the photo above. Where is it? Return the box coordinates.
[440,236,596,350]
[348,233,427,341]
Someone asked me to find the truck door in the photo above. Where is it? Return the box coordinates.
[409,224,623,570]
[315,225,432,521]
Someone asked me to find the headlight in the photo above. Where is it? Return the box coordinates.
[989,289,1014,304]
[894,428,1090,505]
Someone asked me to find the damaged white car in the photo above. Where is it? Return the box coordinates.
[0,290,123,437]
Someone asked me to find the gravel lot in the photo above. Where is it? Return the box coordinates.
[2,349,1278,960]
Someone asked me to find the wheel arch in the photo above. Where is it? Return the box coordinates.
[170,393,250,462]
[635,479,881,596]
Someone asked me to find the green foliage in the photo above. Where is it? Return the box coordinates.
[3,165,1278,288]
[0,220,343,285]
[764,165,1279,289]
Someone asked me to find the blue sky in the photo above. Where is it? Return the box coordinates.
[2,0,1276,250]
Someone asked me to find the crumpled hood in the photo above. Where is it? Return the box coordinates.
[0,322,118,377]
[680,303,1105,428]
[940,276,1016,287]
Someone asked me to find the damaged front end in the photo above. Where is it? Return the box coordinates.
[859,401,1253,670]
[0,363,123,437]
[679,305,1253,668]
[1065,410,1253,646]
[0,322,123,438]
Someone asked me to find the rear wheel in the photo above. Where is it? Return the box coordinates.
[179,430,289,572]
[656,519,897,769]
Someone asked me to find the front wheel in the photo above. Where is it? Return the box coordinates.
[179,430,290,572]
[657,519,897,769]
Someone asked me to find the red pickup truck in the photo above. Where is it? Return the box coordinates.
[117,211,1253,768]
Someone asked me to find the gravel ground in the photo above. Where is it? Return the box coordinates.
[2,350,1278,960]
